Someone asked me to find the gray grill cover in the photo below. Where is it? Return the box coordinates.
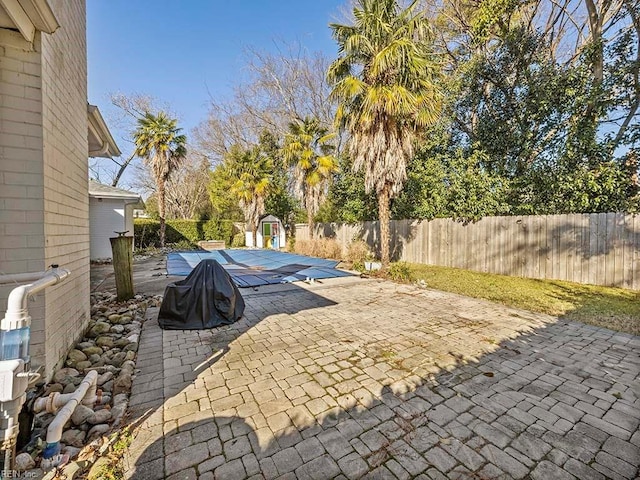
[158,259,245,330]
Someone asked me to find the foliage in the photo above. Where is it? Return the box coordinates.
[388,262,414,282]
[231,232,246,248]
[293,238,343,259]
[133,111,187,247]
[346,240,373,264]
[282,117,338,235]
[208,164,246,222]
[134,219,234,248]
[328,0,442,265]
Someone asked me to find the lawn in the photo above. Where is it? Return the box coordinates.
[390,263,640,336]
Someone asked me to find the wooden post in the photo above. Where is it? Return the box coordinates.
[110,234,134,301]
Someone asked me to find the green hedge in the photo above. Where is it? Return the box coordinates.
[134,219,235,248]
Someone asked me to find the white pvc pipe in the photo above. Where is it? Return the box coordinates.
[43,370,98,444]
[2,269,70,326]
[0,272,50,285]
[33,374,100,414]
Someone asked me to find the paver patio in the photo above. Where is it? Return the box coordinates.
[121,274,640,479]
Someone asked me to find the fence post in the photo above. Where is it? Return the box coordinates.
[110,232,134,301]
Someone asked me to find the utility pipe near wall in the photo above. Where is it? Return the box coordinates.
[0,267,71,472]
[36,370,99,468]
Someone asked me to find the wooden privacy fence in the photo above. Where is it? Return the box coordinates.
[295,213,640,290]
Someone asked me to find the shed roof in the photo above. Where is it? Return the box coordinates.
[89,180,142,203]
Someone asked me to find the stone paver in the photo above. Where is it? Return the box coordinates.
[122,275,640,479]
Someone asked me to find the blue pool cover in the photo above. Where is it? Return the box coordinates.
[166,250,352,287]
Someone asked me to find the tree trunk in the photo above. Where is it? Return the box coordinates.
[111,152,136,187]
[253,226,258,248]
[158,179,166,248]
[308,207,315,240]
[378,185,391,268]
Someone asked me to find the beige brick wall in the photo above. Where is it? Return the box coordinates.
[0,0,90,378]
[41,0,90,377]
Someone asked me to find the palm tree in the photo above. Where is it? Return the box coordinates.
[327,0,441,267]
[134,112,187,247]
[282,117,338,238]
[225,145,272,247]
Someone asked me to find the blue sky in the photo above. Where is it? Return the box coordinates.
[87,0,346,155]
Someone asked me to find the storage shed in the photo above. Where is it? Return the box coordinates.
[89,181,143,260]
[245,215,286,249]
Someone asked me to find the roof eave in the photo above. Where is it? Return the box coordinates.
[88,104,122,158]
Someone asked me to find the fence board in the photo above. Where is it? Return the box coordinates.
[298,213,639,289]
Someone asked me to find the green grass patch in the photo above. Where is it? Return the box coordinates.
[396,263,640,336]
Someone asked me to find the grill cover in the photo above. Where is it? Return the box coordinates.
[158,259,245,330]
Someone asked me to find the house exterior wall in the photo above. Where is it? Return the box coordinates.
[0,30,47,361]
[41,0,90,377]
[89,198,126,260]
[0,0,89,379]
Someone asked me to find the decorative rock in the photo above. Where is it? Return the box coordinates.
[113,372,132,396]
[110,324,125,334]
[77,341,95,351]
[114,338,130,348]
[82,346,103,356]
[97,371,113,386]
[87,424,110,442]
[125,350,136,361]
[14,453,35,470]
[89,322,111,338]
[75,361,92,371]
[71,405,94,426]
[111,403,127,427]
[63,383,77,394]
[44,383,64,395]
[95,336,114,348]
[88,409,112,425]
[67,349,87,364]
[121,361,135,374]
[126,333,139,343]
[88,354,101,364]
[110,352,127,367]
[115,315,132,324]
[107,314,122,323]
[61,429,86,447]
[112,393,128,406]
[54,368,79,383]
[101,380,113,393]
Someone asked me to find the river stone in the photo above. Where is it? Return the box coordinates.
[101,380,113,393]
[107,314,122,323]
[126,333,139,343]
[88,409,112,425]
[116,315,132,324]
[112,393,128,406]
[113,372,132,396]
[89,322,111,337]
[95,336,114,348]
[63,383,77,394]
[14,453,35,470]
[110,352,127,367]
[71,405,94,426]
[82,346,103,356]
[120,361,135,375]
[111,403,127,427]
[87,424,110,442]
[61,429,86,447]
[125,350,136,362]
[67,349,87,363]
[44,383,64,395]
[114,338,130,348]
[54,368,79,383]
[77,341,95,351]
[110,324,125,334]
[88,354,101,364]
[77,361,93,370]
[97,371,113,386]
[62,446,81,459]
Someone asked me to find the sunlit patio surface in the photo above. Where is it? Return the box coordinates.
[117,271,640,480]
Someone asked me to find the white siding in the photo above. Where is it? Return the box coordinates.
[0,0,90,378]
[89,198,127,260]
